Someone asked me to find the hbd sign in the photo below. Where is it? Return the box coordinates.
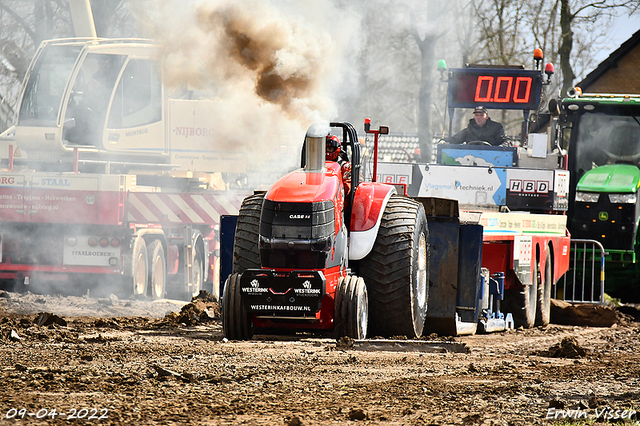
[506,169,555,210]
[509,179,549,194]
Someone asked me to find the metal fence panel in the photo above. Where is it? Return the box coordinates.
[556,239,606,304]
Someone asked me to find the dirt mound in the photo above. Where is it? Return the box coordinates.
[33,312,67,327]
[0,313,79,343]
[617,304,640,322]
[543,336,588,358]
[192,290,219,303]
[550,299,618,326]
[161,291,220,326]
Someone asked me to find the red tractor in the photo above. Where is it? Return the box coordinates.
[222,121,429,340]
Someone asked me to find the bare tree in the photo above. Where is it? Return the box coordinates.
[455,0,638,139]
[342,0,461,159]
[0,0,135,131]
[342,1,421,133]
[91,0,135,38]
[460,0,536,136]
[0,1,72,130]
[1,0,637,138]
[0,1,71,84]
[471,0,530,65]
[558,0,639,97]
[410,4,450,161]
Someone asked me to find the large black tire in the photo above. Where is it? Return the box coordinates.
[504,273,537,329]
[359,195,429,338]
[147,239,166,300]
[334,275,368,339]
[222,273,254,340]
[232,193,264,274]
[536,249,553,327]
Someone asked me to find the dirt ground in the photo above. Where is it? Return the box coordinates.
[1,290,639,426]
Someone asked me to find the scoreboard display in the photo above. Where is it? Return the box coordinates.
[447,68,543,111]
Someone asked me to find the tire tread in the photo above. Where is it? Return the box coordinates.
[359,195,428,337]
[233,194,264,274]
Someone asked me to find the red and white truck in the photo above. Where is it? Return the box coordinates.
[0,37,259,300]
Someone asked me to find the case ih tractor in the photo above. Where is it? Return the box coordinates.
[222,121,430,340]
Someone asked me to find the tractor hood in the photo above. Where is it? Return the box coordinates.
[266,165,341,203]
[577,164,640,193]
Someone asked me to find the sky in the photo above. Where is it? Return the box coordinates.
[592,12,640,65]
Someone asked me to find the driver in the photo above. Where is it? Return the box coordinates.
[447,106,508,146]
[326,135,352,195]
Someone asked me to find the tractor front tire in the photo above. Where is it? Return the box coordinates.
[232,193,265,274]
[334,275,368,339]
[222,273,254,340]
[359,195,429,338]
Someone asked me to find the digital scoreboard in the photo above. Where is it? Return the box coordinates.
[447,68,543,111]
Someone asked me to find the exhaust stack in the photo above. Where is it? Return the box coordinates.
[304,122,330,172]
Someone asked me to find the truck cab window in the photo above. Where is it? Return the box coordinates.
[65,53,124,146]
[107,59,162,129]
[18,45,82,126]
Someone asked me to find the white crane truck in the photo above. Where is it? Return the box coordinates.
[0,32,267,299]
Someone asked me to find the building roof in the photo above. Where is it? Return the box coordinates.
[578,28,640,91]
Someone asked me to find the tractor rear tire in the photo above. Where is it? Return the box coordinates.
[222,273,254,340]
[334,275,368,339]
[359,195,429,338]
[536,249,553,326]
[232,193,265,274]
[504,277,537,329]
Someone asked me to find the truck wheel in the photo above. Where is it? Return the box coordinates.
[536,249,553,326]
[222,273,254,340]
[359,195,429,338]
[130,237,148,299]
[147,239,166,300]
[504,277,537,329]
[334,276,368,339]
[189,244,205,298]
[232,193,265,273]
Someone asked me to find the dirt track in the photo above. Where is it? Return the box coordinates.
[0,291,639,425]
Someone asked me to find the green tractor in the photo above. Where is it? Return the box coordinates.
[554,92,640,301]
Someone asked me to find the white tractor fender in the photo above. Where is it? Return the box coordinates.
[349,183,397,260]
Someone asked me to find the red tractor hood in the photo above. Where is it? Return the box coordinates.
[266,165,341,203]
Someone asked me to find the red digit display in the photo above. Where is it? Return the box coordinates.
[448,68,541,110]
[494,76,513,102]
[475,76,494,102]
[513,77,532,103]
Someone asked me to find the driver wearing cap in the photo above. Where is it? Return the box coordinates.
[447,106,508,146]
